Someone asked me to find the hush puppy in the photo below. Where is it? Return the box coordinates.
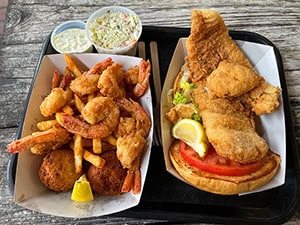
[87,150,127,195]
[39,149,82,192]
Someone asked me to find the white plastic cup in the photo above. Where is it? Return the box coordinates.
[51,20,93,54]
[86,6,142,56]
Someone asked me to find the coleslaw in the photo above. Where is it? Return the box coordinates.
[88,10,141,49]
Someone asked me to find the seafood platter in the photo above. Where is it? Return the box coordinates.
[6,7,300,224]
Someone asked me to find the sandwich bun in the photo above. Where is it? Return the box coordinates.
[169,141,281,195]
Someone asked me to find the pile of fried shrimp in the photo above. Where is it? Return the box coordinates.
[7,54,152,195]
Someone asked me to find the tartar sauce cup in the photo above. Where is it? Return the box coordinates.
[86,6,142,56]
[51,20,93,54]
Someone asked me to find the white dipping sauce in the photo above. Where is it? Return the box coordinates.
[52,28,91,53]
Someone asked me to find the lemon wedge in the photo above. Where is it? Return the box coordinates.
[172,118,208,157]
[71,174,94,202]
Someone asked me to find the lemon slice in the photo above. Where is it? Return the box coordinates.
[172,118,208,157]
[71,174,94,202]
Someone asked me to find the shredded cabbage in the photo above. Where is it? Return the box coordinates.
[192,113,202,123]
[179,81,197,90]
[173,92,188,105]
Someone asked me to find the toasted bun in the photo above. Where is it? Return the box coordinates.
[169,141,281,195]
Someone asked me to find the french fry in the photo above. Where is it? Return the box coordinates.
[73,134,84,173]
[83,150,105,168]
[62,104,74,115]
[55,112,64,127]
[74,94,85,113]
[105,135,117,146]
[64,54,82,77]
[18,56,150,196]
[92,138,102,154]
[37,120,59,131]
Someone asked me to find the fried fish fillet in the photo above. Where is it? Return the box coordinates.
[242,81,281,115]
[198,92,269,163]
[206,60,281,114]
[167,9,281,164]
[186,10,252,85]
[186,10,281,115]
[207,60,265,99]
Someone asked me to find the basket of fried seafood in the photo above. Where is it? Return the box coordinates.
[7,53,153,217]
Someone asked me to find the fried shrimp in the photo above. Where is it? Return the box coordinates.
[56,97,120,139]
[70,58,115,97]
[117,133,146,171]
[116,117,136,137]
[81,96,119,125]
[70,74,100,96]
[40,87,73,117]
[97,62,126,99]
[133,59,151,98]
[116,98,151,194]
[117,98,151,138]
[85,57,113,76]
[124,59,151,98]
[7,127,71,154]
[6,55,152,197]
[120,151,143,194]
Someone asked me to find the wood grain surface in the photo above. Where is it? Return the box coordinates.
[0,0,299,224]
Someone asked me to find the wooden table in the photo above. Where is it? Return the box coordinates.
[1,0,299,224]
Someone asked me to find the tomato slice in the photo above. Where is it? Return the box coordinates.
[179,141,265,176]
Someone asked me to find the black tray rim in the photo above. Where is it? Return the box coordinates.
[6,25,300,224]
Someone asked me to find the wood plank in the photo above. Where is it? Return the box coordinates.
[1,1,300,224]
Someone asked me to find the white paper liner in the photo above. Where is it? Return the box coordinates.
[14,53,153,217]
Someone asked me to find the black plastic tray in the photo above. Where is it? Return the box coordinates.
[7,26,300,224]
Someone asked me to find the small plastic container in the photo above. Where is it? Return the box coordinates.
[51,20,93,54]
[86,6,142,56]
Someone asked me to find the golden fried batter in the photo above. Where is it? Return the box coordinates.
[165,103,198,124]
[201,101,268,163]
[87,150,127,195]
[39,88,72,117]
[186,10,252,84]
[242,82,281,115]
[181,10,281,163]
[193,86,269,163]
[39,149,82,192]
[97,62,126,99]
[207,60,264,99]
[186,10,281,115]
[81,96,120,125]
[70,74,100,96]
